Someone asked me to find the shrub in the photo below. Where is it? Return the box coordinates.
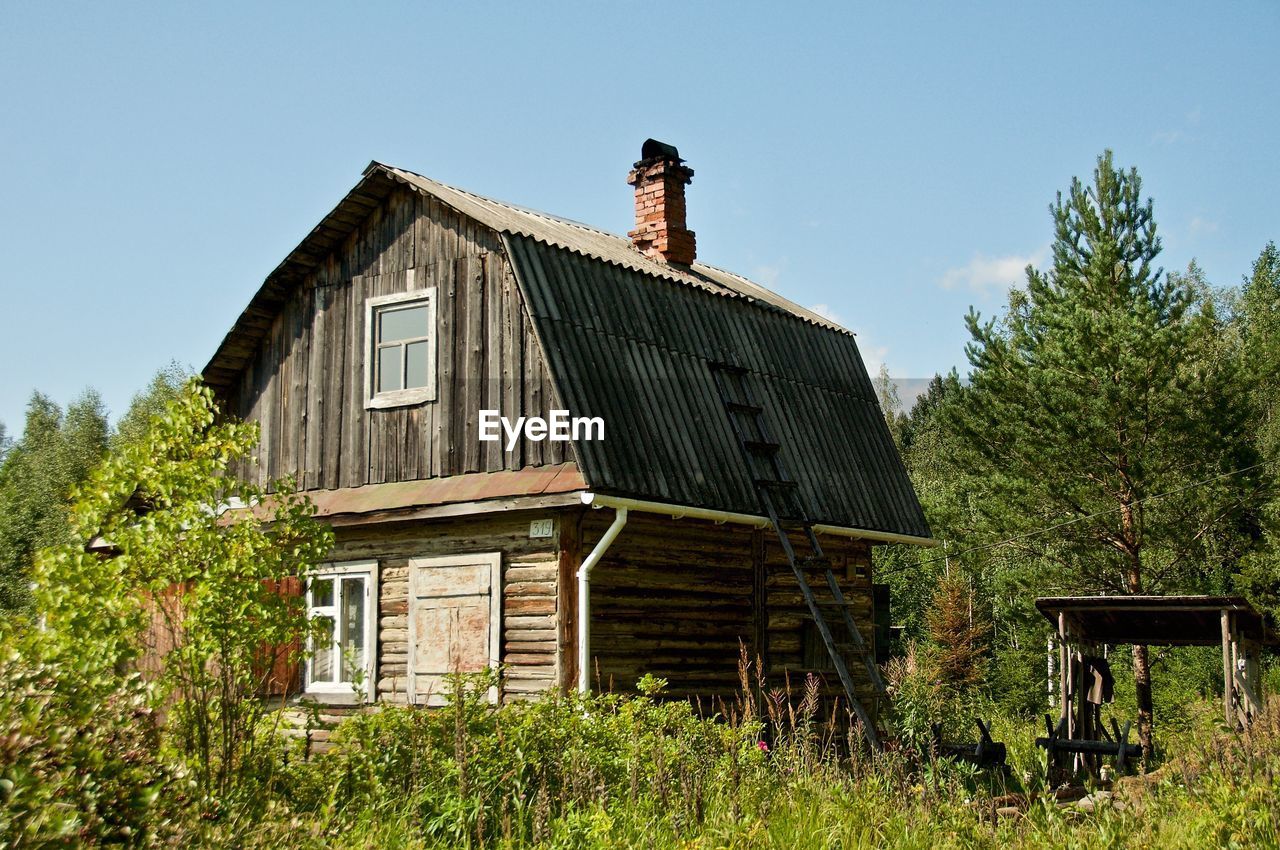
[0,627,181,847]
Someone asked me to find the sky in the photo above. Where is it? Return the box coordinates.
[1,1,1276,436]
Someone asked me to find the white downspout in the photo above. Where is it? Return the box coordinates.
[577,506,628,693]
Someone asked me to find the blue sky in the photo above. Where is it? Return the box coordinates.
[1,1,1276,435]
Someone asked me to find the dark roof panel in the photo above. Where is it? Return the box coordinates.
[505,234,930,538]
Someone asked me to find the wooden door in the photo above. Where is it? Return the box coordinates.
[408,553,502,705]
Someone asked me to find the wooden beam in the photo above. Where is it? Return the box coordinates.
[751,527,767,675]
[1058,612,1070,726]
[557,508,583,691]
[1222,608,1233,724]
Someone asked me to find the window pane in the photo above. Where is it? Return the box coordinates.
[377,345,403,393]
[312,615,335,683]
[311,578,333,608]
[379,304,428,343]
[405,340,430,389]
[340,577,366,680]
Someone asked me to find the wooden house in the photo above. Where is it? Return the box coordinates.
[202,140,935,738]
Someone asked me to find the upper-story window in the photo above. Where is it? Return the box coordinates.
[364,290,437,409]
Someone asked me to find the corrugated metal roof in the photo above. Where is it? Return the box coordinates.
[504,234,930,538]
[375,163,847,334]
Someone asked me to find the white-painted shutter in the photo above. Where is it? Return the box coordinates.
[408,554,501,705]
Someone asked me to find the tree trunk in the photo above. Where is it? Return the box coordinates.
[1118,485,1155,759]
[1132,643,1154,759]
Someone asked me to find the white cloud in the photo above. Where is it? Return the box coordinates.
[848,324,888,377]
[1189,216,1219,235]
[860,346,888,377]
[940,247,1047,296]
[1153,107,1201,145]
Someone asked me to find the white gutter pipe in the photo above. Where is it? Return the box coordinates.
[576,506,628,693]
[579,492,940,548]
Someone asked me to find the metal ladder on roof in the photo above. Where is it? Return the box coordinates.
[711,362,887,749]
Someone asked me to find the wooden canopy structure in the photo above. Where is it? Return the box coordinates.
[1037,596,1277,733]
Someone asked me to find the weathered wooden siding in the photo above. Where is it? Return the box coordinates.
[327,512,562,704]
[225,186,566,490]
[579,511,879,711]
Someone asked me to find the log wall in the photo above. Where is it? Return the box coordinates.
[328,511,562,705]
[578,510,879,713]
[224,185,567,490]
[293,507,880,726]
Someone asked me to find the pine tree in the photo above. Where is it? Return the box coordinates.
[926,572,991,690]
[1236,242,1280,614]
[1240,242,1280,462]
[950,151,1255,752]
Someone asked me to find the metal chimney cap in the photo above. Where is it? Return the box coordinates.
[640,138,682,162]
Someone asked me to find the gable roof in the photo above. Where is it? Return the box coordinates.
[203,162,930,539]
[204,163,844,394]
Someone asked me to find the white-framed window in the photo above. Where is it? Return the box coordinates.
[364,289,437,409]
[305,560,378,699]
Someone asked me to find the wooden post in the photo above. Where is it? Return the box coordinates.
[556,509,583,692]
[1247,641,1264,709]
[1221,609,1233,724]
[751,528,768,674]
[1058,612,1070,728]
[1047,633,1055,706]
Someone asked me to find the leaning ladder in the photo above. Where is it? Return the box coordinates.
[711,363,887,749]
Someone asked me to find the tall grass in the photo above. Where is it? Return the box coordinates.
[182,652,1280,849]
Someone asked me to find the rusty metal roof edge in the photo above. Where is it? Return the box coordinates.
[304,463,589,519]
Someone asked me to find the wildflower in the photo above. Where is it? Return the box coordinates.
[757,740,769,752]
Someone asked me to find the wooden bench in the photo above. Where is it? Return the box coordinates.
[1036,714,1143,776]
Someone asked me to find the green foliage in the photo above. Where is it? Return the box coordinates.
[33,378,331,806]
[873,363,908,448]
[0,362,191,615]
[0,378,331,845]
[110,361,192,452]
[0,630,181,847]
[924,152,1260,748]
[0,391,109,612]
[208,674,1280,850]
[280,672,765,848]
[953,151,1255,598]
[1235,242,1280,617]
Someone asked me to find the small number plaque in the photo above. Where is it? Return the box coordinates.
[528,519,555,539]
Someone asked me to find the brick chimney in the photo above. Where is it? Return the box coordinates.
[627,139,696,266]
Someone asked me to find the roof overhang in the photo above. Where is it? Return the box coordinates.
[1036,595,1278,647]
[580,492,940,547]
[279,464,587,527]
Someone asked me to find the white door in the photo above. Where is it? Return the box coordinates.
[408,553,501,705]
